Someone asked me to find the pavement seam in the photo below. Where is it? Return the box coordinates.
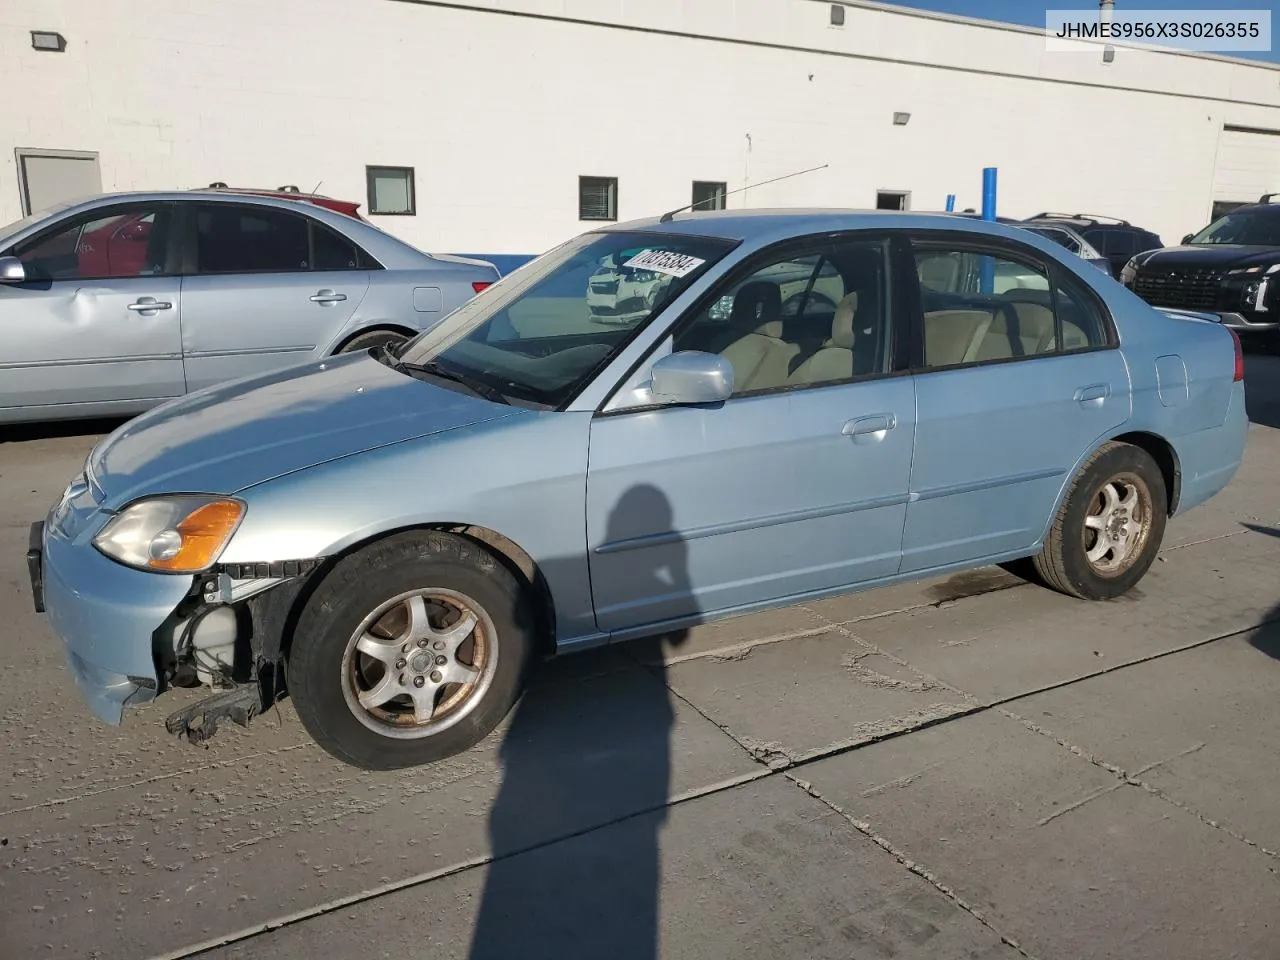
[142,766,774,960]
[785,774,1036,959]
[641,655,1035,957]
[0,743,314,819]
[639,623,834,667]
[999,707,1280,861]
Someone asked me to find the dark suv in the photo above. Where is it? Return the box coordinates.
[1021,212,1164,276]
[1120,196,1280,350]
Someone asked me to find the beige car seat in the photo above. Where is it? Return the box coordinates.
[714,281,799,392]
[922,309,995,367]
[787,293,859,385]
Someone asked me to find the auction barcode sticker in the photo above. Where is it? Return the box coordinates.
[623,249,707,278]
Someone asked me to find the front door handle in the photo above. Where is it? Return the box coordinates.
[126,297,173,313]
[1074,383,1109,405]
[842,413,897,438]
[310,289,347,304]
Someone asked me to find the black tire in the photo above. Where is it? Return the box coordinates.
[337,329,410,354]
[1032,441,1167,601]
[289,531,535,770]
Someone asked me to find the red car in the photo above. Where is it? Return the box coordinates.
[202,183,366,220]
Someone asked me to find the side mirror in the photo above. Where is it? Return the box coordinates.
[1086,257,1113,277]
[650,351,733,405]
[0,257,25,284]
[0,256,26,283]
[1181,233,1195,245]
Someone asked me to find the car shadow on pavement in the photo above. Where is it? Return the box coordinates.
[1243,524,1280,661]
[467,484,692,960]
[0,416,128,444]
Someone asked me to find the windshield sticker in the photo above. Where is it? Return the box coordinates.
[622,249,707,278]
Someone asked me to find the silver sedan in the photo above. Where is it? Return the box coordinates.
[0,190,499,424]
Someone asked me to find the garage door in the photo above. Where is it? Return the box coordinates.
[1212,126,1280,214]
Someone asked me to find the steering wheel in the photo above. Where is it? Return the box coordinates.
[781,290,838,317]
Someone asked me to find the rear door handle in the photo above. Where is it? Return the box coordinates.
[310,289,347,304]
[842,413,897,437]
[127,297,173,313]
[1074,383,1109,404]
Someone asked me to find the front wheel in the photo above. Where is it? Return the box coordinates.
[289,531,535,770]
[1032,441,1167,601]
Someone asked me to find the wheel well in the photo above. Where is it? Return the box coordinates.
[440,524,558,657]
[1113,431,1181,515]
[332,324,418,354]
[274,523,558,661]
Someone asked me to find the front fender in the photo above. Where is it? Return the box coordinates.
[218,411,598,643]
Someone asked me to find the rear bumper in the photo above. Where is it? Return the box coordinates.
[1213,312,1279,335]
[34,518,194,725]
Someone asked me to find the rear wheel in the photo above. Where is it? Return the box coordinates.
[289,531,535,770]
[1031,441,1167,601]
[337,329,410,354]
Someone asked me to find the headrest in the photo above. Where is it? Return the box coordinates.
[830,293,859,349]
[729,281,783,338]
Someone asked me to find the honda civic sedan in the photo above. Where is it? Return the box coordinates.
[28,209,1247,770]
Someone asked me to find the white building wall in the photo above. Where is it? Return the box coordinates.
[3,0,1280,254]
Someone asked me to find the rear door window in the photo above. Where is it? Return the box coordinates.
[193,204,311,274]
[312,222,363,270]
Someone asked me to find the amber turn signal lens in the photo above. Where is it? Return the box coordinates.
[147,499,244,572]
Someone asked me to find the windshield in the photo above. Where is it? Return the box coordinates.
[395,229,736,408]
[1188,207,1280,246]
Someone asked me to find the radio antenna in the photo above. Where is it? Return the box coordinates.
[658,162,830,223]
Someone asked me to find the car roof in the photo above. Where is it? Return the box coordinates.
[201,185,363,217]
[1220,201,1280,217]
[601,207,1067,248]
[1023,213,1137,230]
[1,190,450,271]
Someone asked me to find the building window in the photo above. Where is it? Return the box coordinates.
[366,165,415,216]
[692,181,727,211]
[579,176,618,221]
[876,190,910,211]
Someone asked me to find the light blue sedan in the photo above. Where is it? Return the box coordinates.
[0,190,498,424]
[28,210,1247,770]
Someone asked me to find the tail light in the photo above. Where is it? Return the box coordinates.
[1227,326,1244,382]
[472,280,493,294]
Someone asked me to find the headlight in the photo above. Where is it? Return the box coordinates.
[93,495,245,573]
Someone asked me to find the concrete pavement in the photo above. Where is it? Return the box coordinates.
[1,355,1278,960]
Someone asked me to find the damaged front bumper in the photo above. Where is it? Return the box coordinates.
[31,518,193,724]
[31,474,325,732]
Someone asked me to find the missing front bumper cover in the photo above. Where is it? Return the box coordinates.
[164,684,266,744]
[215,558,325,580]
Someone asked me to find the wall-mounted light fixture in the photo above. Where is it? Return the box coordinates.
[893,112,911,126]
[830,4,845,26]
[30,30,67,52]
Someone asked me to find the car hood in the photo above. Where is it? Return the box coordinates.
[1139,244,1280,270]
[86,351,520,509]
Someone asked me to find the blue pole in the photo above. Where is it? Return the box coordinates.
[979,167,997,293]
[944,193,956,212]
